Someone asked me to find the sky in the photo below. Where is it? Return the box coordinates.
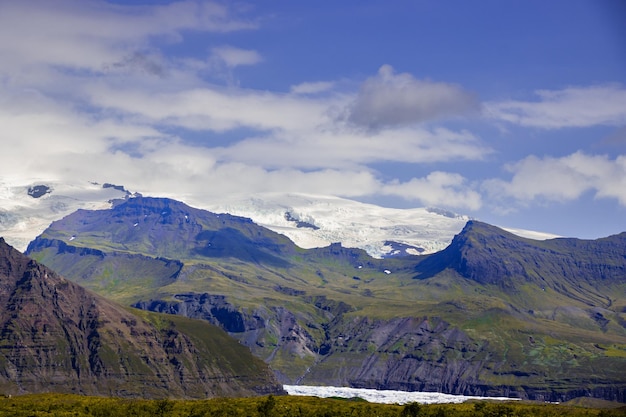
[1,0,625,239]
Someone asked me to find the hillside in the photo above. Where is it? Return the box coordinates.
[25,197,626,402]
[0,237,283,398]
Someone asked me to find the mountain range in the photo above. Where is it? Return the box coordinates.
[24,196,626,402]
[0,236,283,398]
[0,180,557,257]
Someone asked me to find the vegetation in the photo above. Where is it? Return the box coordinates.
[24,198,626,399]
[0,394,624,417]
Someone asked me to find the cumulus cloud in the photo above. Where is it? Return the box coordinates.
[345,65,478,129]
[483,152,626,206]
[484,85,626,129]
[382,172,482,211]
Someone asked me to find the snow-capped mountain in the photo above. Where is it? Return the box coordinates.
[0,180,557,257]
[0,179,131,251]
[200,192,559,258]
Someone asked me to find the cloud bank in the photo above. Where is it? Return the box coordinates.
[0,0,624,224]
[485,85,626,129]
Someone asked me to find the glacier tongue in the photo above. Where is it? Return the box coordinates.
[283,385,519,404]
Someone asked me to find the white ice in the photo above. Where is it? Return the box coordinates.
[283,385,519,405]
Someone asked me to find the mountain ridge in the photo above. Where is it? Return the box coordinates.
[24,197,626,402]
[415,220,625,309]
[1,179,559,257]
[201,192,560,257]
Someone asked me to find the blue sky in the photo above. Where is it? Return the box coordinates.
[1,0,625,238]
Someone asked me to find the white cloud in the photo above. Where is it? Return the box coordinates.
[484,85,626,129]
[483,152,626,206]
[382,172,482,211]
[211,45,262,68]
[0,82,484,210]
[0,1,257,74]
[290,81,335,95]
[214,127,488,169]
[0,1,492,211]
[86,84,333,133]
[346,65,478,129]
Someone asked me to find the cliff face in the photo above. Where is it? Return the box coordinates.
[133,293,626,402]
[0,238,283,398]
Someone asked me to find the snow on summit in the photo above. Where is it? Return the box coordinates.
[0,179,129,251]
[0,181,557,257]
[202,192,473,257]
[201,193,558,257]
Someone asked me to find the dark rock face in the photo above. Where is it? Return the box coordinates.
[284,211,319,230]
[381,241,425,257]
[133,293,263,333]
[102,183,127,193]
[0,238,284,398]
[132,293,626,402]
[27,185,51,198]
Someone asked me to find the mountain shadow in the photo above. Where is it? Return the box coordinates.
[195,227,290,267]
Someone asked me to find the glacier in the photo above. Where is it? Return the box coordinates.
[0,181,558,256]
[283,385,520,405]
[202,192,558,258]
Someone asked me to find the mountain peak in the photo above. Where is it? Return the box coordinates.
[31,195,294,266]
[415,220,625,308]
[459,219,516,237]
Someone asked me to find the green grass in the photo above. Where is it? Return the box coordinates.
[0,393,623,417]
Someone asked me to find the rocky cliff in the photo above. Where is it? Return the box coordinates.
[0,237,283,398]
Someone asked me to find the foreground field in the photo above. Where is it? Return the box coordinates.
[0,394,624,417]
